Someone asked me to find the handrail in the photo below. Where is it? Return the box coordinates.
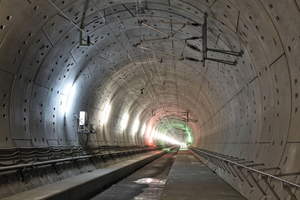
[189,147,300,188]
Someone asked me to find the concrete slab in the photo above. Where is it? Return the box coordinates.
[90,147,179,200]
[158,150,246,200]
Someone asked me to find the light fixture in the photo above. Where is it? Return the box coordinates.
[141,124,146,135]
[121,113,129,130]
[102,103,111,124]
[133,119,140,134]
[188,136,192,143]
[64,84,77,114]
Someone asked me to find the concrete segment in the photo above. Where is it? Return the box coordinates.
[1,0,300,199]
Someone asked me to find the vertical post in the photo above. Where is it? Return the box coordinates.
[187,110,188,122]
[202,12,208,67]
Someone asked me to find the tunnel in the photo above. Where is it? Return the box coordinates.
[0,0,299,199]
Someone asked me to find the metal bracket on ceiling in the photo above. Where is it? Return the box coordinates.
[138,19,202,27]
[134,43,200,62]
[79,27,90,47]
[186,110,198,123]
[202,12,243,67]
[140,22,201,52]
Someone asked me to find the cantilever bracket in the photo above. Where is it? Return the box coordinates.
[202,12,243,67]
[79,27,90,46]
[74,114,97,134]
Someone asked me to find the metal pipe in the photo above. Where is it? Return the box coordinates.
[140,20,202,26]
[137,46,181,57]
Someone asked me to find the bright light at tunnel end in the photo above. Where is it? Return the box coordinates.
[157,133,181,145]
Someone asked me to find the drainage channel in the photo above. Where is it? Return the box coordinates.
[90,147,179,200]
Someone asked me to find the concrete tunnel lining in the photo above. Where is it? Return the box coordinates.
[0,0,300,199]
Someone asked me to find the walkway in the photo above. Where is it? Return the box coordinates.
[158,150,245,200]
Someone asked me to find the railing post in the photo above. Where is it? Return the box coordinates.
[247,171,266,195]
[262,176,280,200]
[283,184,297,200]
[238,167,253,188]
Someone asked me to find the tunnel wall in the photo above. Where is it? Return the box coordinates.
[0,0,300,199]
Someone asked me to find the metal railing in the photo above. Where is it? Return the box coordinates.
[0,145,165,174]
[189,147,299,200]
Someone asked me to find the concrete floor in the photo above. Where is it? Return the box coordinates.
[158,150,246,200]
[90,148,179,200]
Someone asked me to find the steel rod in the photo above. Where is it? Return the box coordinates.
[225,162,236,177]
[141,20,202,26]
[207,48,242,56]
[283,185,297,200]
[137,46,181,57]
[245,163,265,167]
[238,160,254,164]
[275,172,300,177]
[260,167,280,172]
[204,57,237,66]
[230,164,244,182]
[248,171,266,195]
[238,167,253,188]
[262,177,280,200]
[215,158,226,171]
[142,23,187,45]
[202,12,207,68]
[220,160,231,174]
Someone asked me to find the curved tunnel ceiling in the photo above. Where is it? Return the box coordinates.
[0,0,300,193]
